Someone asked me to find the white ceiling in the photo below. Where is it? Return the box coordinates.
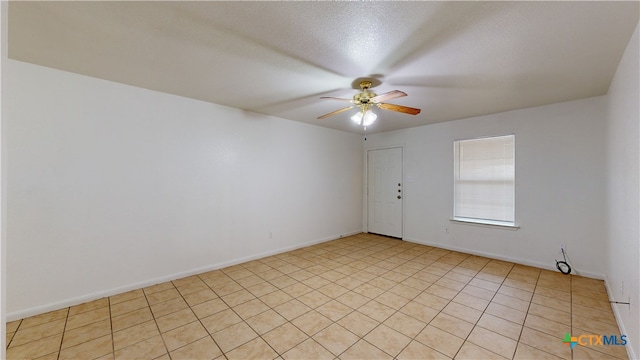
[8,1,639,134]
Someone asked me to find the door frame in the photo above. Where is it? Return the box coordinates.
[363,144,405,239]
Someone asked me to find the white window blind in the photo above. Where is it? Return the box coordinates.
[454,135,515,225]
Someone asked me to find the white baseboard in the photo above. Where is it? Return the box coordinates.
[401,238,635,356]
[6,230,363,322]
[604,276,636,360]
[402,237,605,280]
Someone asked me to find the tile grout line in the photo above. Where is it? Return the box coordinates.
[199,267,284,359]
[511,266,542,359]
[4,319,21,350]
[336,243,458,359]
[108,297,115,359]
[5,234,626,360]
[192,272,229,358]
[327,242,424,358]
[269,240,418,358]
[450,260,514,359]
[424,257,484,355]
[280,245,369,359]
[142,285,173,359]
[269,252,365,358]
[512,267,542,360]
[174,274,230,359]
[216,261,322,357]
[570,273,574,360]
[390,245,468,357]
[55,307,70,360]
[518,270,573,359]
[513,270,574,359]
[377,247,454,358]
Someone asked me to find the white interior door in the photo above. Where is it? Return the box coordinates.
[367,147,403,238]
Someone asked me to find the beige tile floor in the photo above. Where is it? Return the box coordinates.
[5,233,629,360]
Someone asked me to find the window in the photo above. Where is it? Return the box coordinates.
[453,134,515,227]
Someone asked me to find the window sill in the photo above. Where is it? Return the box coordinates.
[450,217,520,230]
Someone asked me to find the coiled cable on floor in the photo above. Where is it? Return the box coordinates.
[556,248,572,274]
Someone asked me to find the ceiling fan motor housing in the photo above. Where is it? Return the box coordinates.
[353,91,377,105]
[317,79,420,119]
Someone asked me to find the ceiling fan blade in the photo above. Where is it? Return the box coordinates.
[370,90,407,103]
[317,106,355,119]
[377,103,421,115]
[320,96,354,103]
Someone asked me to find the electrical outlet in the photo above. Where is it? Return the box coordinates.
[268,232,273,239]
[444,227,450,234]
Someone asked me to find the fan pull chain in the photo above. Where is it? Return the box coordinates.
[363,126,367,141]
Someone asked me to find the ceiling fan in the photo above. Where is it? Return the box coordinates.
[317,80,421,127]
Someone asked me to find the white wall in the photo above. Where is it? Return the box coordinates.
[5,60,363,320]
[605,22,639,359]
[1,1,8,358]
[365,96,607,278]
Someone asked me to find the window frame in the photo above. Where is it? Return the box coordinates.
[452,134,518,229]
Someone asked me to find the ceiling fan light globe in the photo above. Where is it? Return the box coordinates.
[351,112,363,124]
[363,111,377,126]
[351,110,376,126]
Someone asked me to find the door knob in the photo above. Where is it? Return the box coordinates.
[397,195,402,199]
